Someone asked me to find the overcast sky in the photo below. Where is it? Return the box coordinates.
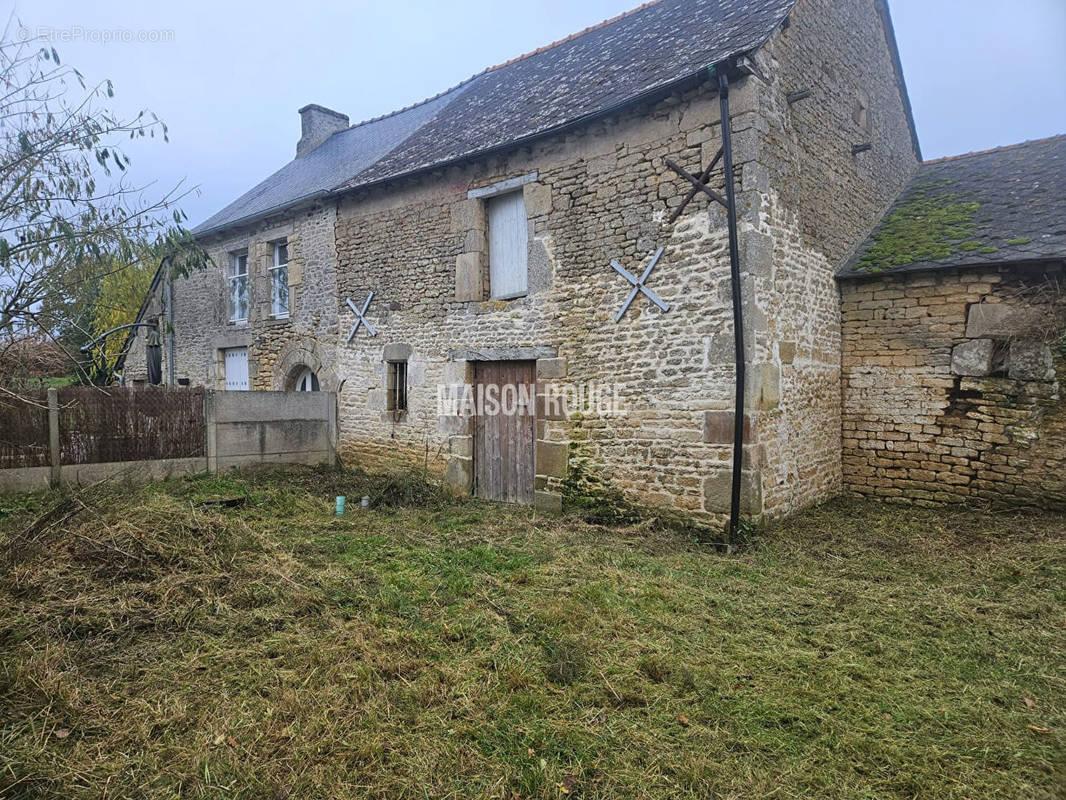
[8,0,1066,227]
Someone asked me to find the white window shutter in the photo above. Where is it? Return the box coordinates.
[488,191,528,299]
[224,348,249,390]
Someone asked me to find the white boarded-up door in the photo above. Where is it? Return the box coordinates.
[487,191,528,299]
[224,347,249,391]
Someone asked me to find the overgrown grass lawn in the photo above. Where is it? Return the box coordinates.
[1,467,1063,798]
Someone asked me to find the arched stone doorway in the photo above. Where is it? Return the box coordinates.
[271,340,337,392]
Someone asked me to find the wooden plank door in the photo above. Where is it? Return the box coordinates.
[474,360,536,504]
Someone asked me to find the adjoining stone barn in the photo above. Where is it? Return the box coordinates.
[839,135,1066,510]
[123,0,1065,520]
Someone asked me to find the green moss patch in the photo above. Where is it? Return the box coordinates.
[853,180,1040,272]
[854,186,981,271]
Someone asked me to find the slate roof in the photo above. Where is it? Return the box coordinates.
[195,89,466,236]
[194,0,795,236]
[841,134,1066,278]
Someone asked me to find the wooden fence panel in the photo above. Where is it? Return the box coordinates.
[56,387,205,465]
[0,390,50,468]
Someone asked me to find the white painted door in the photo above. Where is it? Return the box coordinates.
[224,347,249,390]
[487,190,528,299]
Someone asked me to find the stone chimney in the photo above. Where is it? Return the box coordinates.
[297,104,349,157]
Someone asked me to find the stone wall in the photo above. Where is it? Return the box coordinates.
[132,0,922,521]
[333,80,751,516]
[840,264,1066,509]
[732,0,920,516]
[125,204,340,392]
[332,0,918,520]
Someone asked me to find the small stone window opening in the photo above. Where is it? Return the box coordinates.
[228,251,249,323]
[387,360,408,415]
[852,90,869,132]
[486,190,529,300]
[271,241,290,318]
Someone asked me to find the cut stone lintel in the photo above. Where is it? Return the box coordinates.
[450,346,558,361]
[467,172,539,199]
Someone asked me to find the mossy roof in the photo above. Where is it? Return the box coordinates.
[840,134,1066,278]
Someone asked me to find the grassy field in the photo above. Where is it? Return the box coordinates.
[0,467,1063,799]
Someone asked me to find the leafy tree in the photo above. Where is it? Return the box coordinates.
[0,21,207,384]
[91,242,161,360]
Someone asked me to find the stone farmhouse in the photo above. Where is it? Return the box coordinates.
[124,0,1066,518]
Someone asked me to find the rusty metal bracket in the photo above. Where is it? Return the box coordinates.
[665,151,727,222]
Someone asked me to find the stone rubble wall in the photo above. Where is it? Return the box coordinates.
[333,81,751,517]
[130,0,923,521]
[332,0,918,520]
[840,264,1066,509]
[735,0,920,516]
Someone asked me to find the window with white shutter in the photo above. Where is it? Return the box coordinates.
[487,191,528,300]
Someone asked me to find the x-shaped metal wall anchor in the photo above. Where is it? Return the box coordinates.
[612,246,670,322]
[345,292,377,340]
[664,147,726,223]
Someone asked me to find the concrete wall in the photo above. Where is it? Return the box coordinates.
[0,458,210,493]
[840,263,1066,509]
[207,391,337,471]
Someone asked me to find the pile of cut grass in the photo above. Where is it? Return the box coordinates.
[0,466,1063,798]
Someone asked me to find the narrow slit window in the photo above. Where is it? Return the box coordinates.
[387,361,408,413]
[228,252,248,322]
[271,242,290,318]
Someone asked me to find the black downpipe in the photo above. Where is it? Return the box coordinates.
[717,67,746,544]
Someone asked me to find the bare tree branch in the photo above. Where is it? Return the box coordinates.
[0,22,208,389]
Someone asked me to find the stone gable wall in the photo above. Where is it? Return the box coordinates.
[735,0,920,516]
[840,264,1066,508]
